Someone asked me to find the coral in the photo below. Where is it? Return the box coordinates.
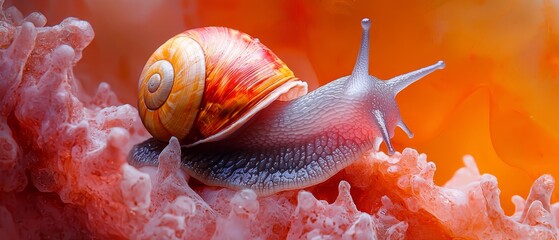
[1,2,558,239]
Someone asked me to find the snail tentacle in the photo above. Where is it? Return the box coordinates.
[388,60,446,94]
[351,18,371,78]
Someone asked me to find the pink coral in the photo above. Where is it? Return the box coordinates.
[1,2,559,239]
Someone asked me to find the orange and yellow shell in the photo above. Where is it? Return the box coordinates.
[138,27,307,144]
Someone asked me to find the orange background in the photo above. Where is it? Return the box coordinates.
[8,0,559,214]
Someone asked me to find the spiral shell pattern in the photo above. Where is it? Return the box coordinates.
[138,34,206,141]
[138,27,302,144]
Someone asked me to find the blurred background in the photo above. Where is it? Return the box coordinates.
[7,0,559,214]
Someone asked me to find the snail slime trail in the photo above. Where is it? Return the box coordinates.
[129,18,445,195]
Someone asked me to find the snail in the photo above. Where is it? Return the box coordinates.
[129,18,445,195]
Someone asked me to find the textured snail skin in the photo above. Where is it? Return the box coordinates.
[129,19,445,195]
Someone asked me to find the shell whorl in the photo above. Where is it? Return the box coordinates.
[138,34,206,141]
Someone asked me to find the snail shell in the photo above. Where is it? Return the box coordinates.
[138,27,308,145]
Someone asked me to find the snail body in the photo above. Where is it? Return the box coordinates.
[129,19,445,195]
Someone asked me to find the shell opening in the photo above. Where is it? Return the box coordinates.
[185,79,306,147]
